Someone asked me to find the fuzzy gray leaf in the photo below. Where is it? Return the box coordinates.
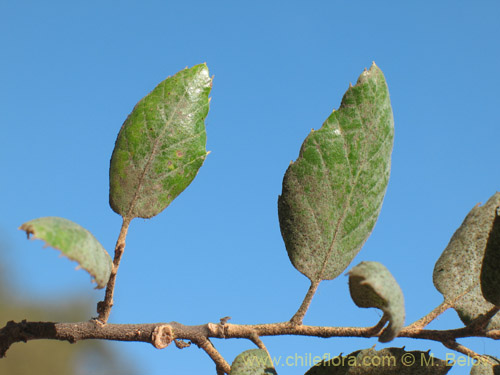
[480,206,500,306]
[109,64,212,220]
[305,347,451,374]
[278,63,394,282]
[230,349,277,375]
[433,192,500,328]
[348,261,405,342]
[470,355,500,375]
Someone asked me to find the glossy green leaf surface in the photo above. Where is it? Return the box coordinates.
[348,261,405,342]
[470,355,500,375]
[278,63,394,282]
[230,349,277,375]
[433,192,500,328]
[19,217,112,289]
[109,64,212,219]
[305,347,450,375]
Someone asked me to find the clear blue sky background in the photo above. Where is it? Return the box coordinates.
[1,1,499,374]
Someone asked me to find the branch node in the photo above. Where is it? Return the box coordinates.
[219,316,231,338]
[207,322,219,336]
[91,317,106,328]
[363,314,388,337]
[151,324,174,349]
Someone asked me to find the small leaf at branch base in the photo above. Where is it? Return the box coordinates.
[278,63,394,282]
[19,217,112,289]
[470,355,500,375]
[230,349,277,375]
[109,63,212,220]
[433,192,500,328]
[348,261,405,342]
[305,347,451,375]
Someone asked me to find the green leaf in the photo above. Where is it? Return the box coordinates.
[348,261,405,342]
[480,204,500,306]
[230,349,277,375]
[470,355,500,375]
[109,63,212,220]
[19,217,112,289]
[433,192,500,328]
[305,347,451,375]
[278,63,394,282]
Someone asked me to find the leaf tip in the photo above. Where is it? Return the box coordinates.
[19,223,34,239]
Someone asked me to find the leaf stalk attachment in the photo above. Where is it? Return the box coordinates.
[290,279,321,325]
[97,217,131,323]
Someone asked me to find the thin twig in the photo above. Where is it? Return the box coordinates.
[407,300,451,330]
[194,337,231,374]
[290,279,321,325]
[442,340,500,367]
[249,331,266,350]
[97,217,132,323]
[442,340,482,360]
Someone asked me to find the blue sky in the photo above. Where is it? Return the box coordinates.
[1,1,499,374]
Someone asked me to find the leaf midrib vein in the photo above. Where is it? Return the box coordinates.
[125,77,196,218]
[316,84,378,281]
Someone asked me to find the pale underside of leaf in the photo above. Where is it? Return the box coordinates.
[305,347,451,375]
[278,63,394,282]
[19,217,112,289]
[469,355,500,375]
[348,261,405,342]
[433,192,500,329]
[109,63,212,220]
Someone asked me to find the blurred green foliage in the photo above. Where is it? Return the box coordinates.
[0,249,138,375]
